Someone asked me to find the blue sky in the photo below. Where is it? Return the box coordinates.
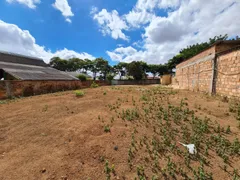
[0,0,239,65]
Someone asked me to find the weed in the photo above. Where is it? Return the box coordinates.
[121,108,140,121]
[233,169,239,180]
[0,100,7,104]
[226,125,231,134]
[91,81,99,88]
[104,160,111,180]
[193,164,213,180]
[104,125,111,133]
[136,166,146,180]
[75,90,85,97]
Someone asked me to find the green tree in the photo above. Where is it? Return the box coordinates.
[95,57,110,80]
[127,61,144,80]
[82,59,93,73]
[68,58,85,72]
[158,64,169,75]
[49,57,69,71]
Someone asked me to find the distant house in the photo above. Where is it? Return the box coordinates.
[0,51,77,80]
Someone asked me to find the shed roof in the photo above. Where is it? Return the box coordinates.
[0,51,78,80]
[0,50,47,67]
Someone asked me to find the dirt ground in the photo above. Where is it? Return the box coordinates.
[0,85,239,180]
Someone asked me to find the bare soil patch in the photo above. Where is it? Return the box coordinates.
[0,85,239,180]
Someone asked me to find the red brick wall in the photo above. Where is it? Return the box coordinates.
[215,50,240,97]
[175,43,240,97]
[175,46,215,92]
[176,46,215,69]
[0,80,109,99]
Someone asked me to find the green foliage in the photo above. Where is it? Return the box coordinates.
[137,166,146,180]
[121,108,140,121]
[49,35,232,77]
[50,57,85,71]
[127,61,144,80]
[76,74,87,81]
[147,64,169,78]
[75,90,85,97]
[167,34,228,70]
[106,73,115,82]
[226,125,231,134]
[104,125,111,132]
[91,81,99,88]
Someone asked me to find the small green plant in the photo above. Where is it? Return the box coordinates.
[0,100,8,104]
[103,91,107,95]
[104,160,111,180]
[91,81,99,88]
[226,125,231,134]
[137,166,146,180]
[75,90,85,97]
[104,125,111,132]
[233,169,239,180]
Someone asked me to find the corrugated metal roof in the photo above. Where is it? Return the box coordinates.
[0,50,47,67]
[0,61,78,80]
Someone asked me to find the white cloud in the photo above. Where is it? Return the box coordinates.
[53,48,95,60]
[0,20,95,63]
[6,0,40,9]
[124,10,155,28]
[107,0,240,64]
[158,0,180,9]
[52,0,74,23]
[124,0,181,28]
[90,6,98,15]
[92,8,129,41]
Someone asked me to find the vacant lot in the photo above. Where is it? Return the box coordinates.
[0,85,239,180]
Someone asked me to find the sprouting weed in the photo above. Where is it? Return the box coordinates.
[104,125,110,133]
[137,166,146,180]
[104,160,111,180]
[193,164,213,180]
[121,108,140,121]
[231,138,240,155]
[233,169,239,180]
[166,157,176,178]
[226,125,231,134]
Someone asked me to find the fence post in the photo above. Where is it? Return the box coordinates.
[210,55,217,95]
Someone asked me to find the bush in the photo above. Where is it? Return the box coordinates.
[76,74,87,81]
[91,81,99,88]
[75,90,85,97]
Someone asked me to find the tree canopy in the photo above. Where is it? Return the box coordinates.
[49,34,233,80]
